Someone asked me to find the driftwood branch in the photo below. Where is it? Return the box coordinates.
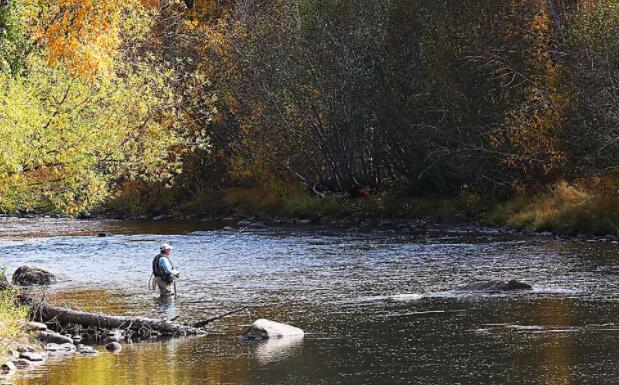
[193,306,248,328]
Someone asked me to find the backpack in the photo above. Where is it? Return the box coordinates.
[152,255,174,283]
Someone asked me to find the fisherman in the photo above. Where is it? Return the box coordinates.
[151,243,180,297]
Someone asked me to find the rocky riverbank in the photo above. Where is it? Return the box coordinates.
[0,319,126,382]
[0,266,152,383]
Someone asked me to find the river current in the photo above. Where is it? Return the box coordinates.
[0,217,617,384]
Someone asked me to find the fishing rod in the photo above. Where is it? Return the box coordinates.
[209,227,247,250]
[150,227,248,295]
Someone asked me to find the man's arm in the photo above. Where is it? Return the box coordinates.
[159,257,179,276]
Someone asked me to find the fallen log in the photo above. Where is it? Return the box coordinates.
[33,302,202,336]
[10,290,203,337]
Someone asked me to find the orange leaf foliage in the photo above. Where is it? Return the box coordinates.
[29,0,139,78]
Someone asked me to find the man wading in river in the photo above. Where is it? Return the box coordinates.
[150,243,180,296]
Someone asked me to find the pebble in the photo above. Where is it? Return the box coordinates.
[15,345,36,353]
[11,359,33,370]
[1,361,16,372]
[18,352,46,362]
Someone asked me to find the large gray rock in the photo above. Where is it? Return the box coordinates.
[243,319,305,339]
[457,279,532,293]
[38,331,73,345]
[12,265,66,286]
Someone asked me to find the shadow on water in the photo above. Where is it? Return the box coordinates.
[0,219,617,384]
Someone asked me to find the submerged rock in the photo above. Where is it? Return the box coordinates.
[45,343,76,353]
[105,342,122,353]
[243,319,305,339]
[11,265,66,286]
[77,345,98,356]
[457,279,532,293]
[597,266,619,274]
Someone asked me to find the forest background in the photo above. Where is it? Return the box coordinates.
[3,0,619,235]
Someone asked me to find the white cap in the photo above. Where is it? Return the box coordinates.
[160,243,173,252]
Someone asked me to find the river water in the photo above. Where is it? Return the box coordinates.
[0,217,617,385]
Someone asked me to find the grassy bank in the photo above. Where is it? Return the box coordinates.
[109,184,488,223]
[108,178,619,237]
[0,284,29,360]
[489,180,619,236]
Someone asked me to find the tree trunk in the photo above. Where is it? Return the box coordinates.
[35,302,201,335]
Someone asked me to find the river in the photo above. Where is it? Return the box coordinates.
[1,217,617,384]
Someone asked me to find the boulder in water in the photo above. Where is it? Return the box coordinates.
[12,265,66,286]
[458,279,532,292]
[105,342,122,353]
[243,319,304,339]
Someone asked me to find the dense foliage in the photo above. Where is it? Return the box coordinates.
[0,0,184,214]
[3,0,619,216]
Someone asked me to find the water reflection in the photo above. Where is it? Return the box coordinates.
[155,296,178,321]
[251,336,304,365]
